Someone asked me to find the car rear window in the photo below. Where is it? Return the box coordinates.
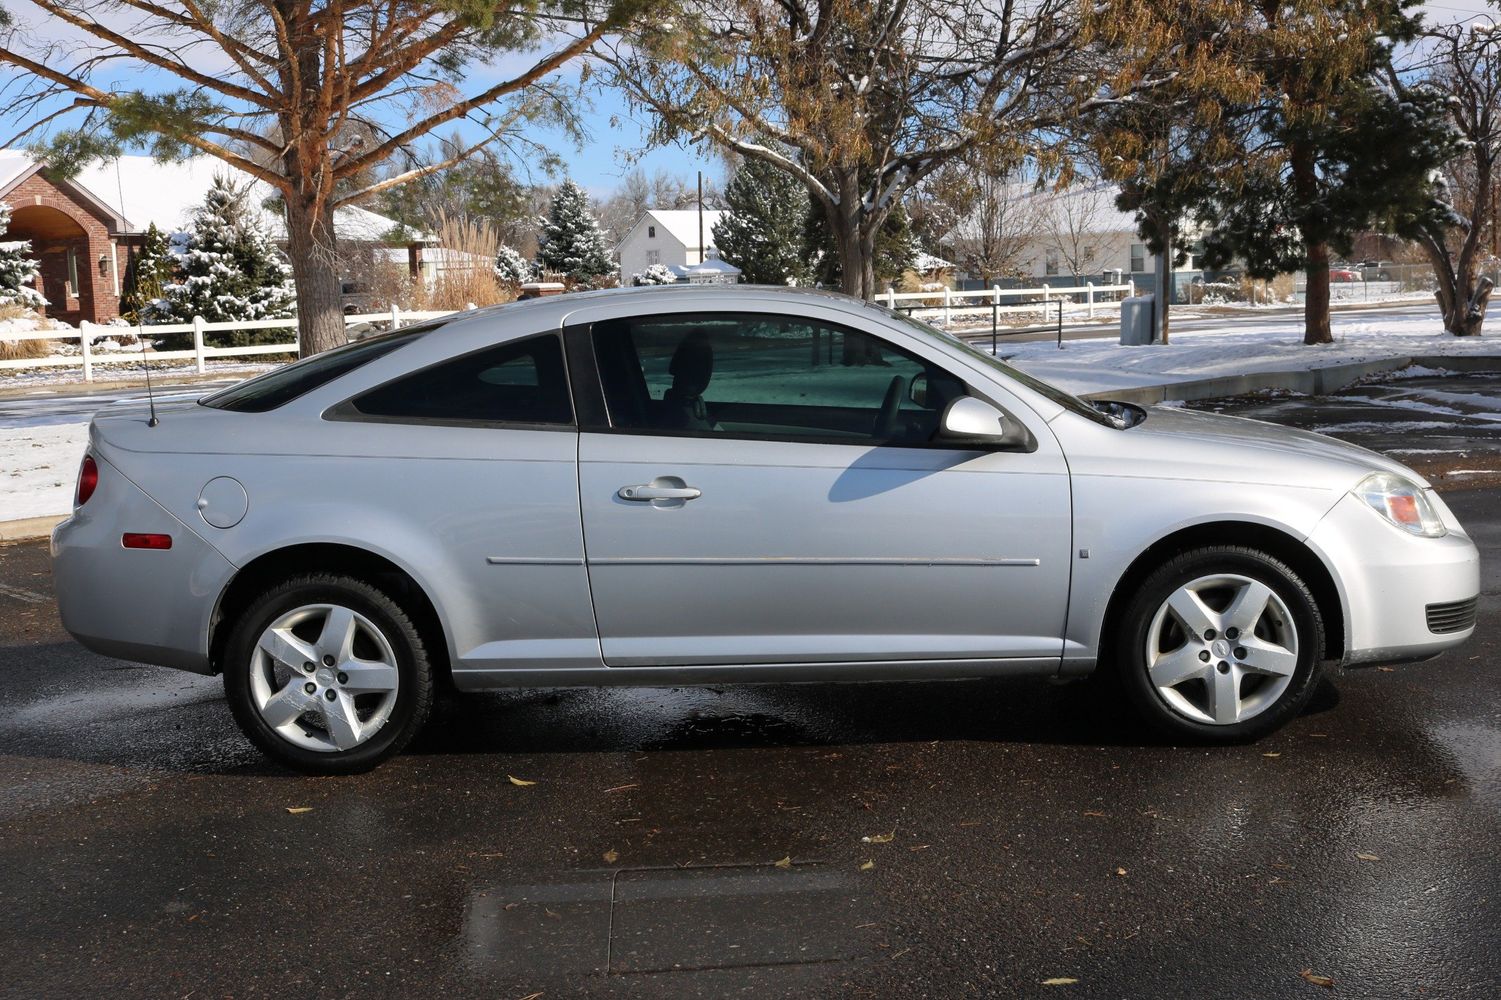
[199,322,443,413]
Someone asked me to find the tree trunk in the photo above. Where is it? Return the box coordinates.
[1146,208,1172,344]
[1416,230,1492,337]
[284,194,346,356]
[1303,241,1333,345]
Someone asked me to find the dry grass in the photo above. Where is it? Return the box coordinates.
[417,212,514,311]
[0,304,57,360]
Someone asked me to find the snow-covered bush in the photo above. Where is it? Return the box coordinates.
[0,203,45,310]
[494,244,532,286]
[157,175,295,344]
[635,263,678,285]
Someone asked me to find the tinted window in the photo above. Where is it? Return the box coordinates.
[590,313,967,446]
[200,323,439,413]
[351,334,572,425]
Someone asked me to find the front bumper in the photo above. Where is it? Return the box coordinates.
[51,457,234,674]
[1307,491,1480,666]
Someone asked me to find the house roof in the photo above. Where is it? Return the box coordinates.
[0,151,423,243]
[637,209,727,249]
[673,249,741,277]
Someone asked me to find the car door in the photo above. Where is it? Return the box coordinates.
[568,304,1073,669]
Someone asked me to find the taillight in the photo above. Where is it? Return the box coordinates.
[76,455,98,506]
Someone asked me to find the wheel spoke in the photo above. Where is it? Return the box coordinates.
[1149,645,1208,688]
[258,627,316,673]
[261,682,316,729]
[1205,665,1242,725]
[318,606,357,661]
[320,692,363,750]
[1223,580,1274,634]
[1239,636,1298,677]
[1167,587,1218,638]
[339,659,399,694]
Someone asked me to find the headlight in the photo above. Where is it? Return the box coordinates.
[1352,472,1446,537]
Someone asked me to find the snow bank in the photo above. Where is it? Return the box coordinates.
[0,421,86,520]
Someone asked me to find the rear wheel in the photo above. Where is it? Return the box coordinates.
[1116,547,1325,743]
[222,574,433,774]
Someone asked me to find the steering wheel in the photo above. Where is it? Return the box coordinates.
[873,374,907,440]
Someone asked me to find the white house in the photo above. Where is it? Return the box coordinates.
[617,208,726,282]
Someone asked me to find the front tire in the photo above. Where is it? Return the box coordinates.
[222,574,434,774]
[1116,547,1325,743]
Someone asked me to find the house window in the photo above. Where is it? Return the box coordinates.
[648,225,656,239]
[1044,250,1059,277]
[1130,243,1147,273]
[65,248,80,298]
[647,250,661,265]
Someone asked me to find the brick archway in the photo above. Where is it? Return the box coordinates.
[1,170,123,324]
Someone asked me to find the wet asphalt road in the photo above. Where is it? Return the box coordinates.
[2,381,1500,999]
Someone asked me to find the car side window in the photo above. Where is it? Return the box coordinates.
[589,313,968,446]
[350,333,573,426]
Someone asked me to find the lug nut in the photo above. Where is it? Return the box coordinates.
[322,654,335,667]
[324,689,337,702]
[1225,627,1240,640]
[1198,650,1211,662]
[303,682,316,695]
[1234,647,1247,660]
[302,661,314,672]
[1217,661,1230,673]
[337,672,348,685]
[1204,628,1217,640]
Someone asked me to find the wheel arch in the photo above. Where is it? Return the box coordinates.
[208,542,452,686]
[1100,521,1347,664]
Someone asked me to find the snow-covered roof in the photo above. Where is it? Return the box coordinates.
[0,151,423,243]
[673,248,741,277]
[912,251,952,272]
[638,209,727,250]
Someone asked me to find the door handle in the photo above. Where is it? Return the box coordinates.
[618,484,702,502]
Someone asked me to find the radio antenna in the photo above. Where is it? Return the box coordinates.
[116,156,158,427]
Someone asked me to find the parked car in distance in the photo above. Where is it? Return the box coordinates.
[1357,260,1396,282]
[51,287,1481,773]
[1328,265,1361,282]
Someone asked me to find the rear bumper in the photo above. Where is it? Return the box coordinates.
[1307,491,1480,666]
[50,457,234,674]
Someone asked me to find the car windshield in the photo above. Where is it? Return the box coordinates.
[199,321,446,413]
[879,307,1121,428]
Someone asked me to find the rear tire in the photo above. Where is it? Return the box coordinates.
[222,573,433,774]
[1116,546,1324,743]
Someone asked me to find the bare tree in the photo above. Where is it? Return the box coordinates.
[0,1,638,353]
[1043,182,1110,278]
[951,173,1043,282]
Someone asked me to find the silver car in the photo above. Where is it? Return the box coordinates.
[51,287,1480,773]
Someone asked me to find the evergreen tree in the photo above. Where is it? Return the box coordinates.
[0,202,44,309]
[494,244,532,287]
[713,158,809,285]
[122,222,172,322]
[159,175,296,342]
[536,180,613,285]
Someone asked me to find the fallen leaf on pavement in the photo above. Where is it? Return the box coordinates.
[603,848,619,864]
[774,856,792,869]
[1041,978,1079,986]
[1299,969,1336,989]
[518,993,543,1000]
[508,775,537,787]
[1263,752,1282,758]
[1378,666,1396,672]
[285,807,313,814]
[1356,852,1380,862]
[860,860,875,871]
[1115,867,1127,876]
[862,831,895,844]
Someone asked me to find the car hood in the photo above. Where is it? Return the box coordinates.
[1069,404,1428,491]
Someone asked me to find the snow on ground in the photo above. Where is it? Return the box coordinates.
[1000,308,1501,395]
[0,422,86,520]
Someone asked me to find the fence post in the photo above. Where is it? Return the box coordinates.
[1042,283,1050,304]
[80,329,93,383]
[884,288,895,309]
[942,286,951,326]
[1087,282,1095,318]
[192,315,207,374]
[390,303,402,330]
[1056,299,1065,350]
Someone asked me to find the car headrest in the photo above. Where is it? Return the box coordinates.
[668,330,714,397]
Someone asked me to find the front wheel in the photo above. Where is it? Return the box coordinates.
[222,574,434,774]
[1116,547,1325,743]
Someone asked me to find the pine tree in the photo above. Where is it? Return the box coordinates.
[160,175,296,342]
[713,158,809,285]
[536,180,613,285]
[494,244,532,286]
[122,222,172,322]
[0,202,45,310]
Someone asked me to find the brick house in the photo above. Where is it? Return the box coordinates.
[0,152,426,325]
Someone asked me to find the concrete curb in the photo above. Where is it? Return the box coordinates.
[1081,354,1501,405]
[0,515,65,544]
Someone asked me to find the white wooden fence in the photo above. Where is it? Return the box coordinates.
[882,281,1135,327]
[0,306,457,382]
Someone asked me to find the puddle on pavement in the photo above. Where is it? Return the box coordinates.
[460,862,869,979]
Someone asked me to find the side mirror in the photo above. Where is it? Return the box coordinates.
[938,396,1029,448]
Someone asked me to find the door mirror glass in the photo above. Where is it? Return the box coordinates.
[938,396,1029,448]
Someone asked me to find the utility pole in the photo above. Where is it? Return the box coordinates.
[697,170,704,264]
